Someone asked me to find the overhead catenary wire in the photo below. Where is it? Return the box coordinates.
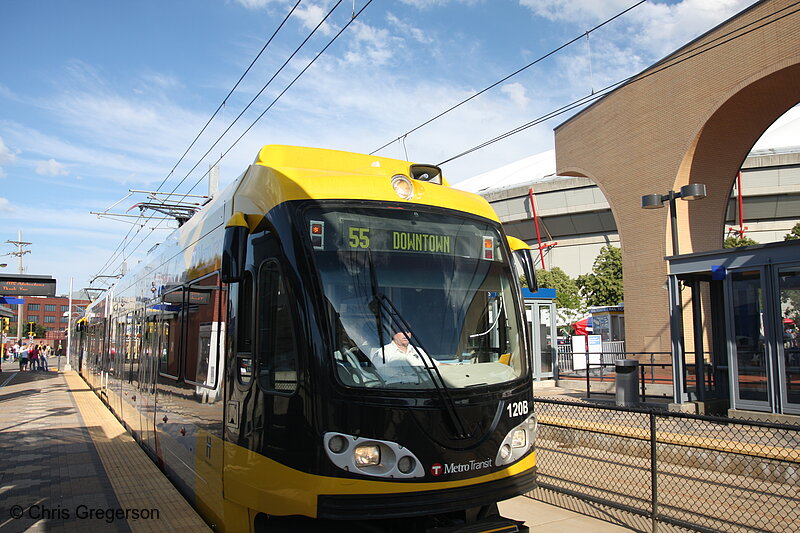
[438,0,800,166]
[161,0,347,201]
[369,0,648,156]
[93,1,374,281]
[91,1,304,282]
[176,0,375,200]
[152,0,304,195]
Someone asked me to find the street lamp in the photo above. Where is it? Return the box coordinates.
[641,183,707,256]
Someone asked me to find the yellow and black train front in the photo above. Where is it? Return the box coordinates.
[223,146,537,530]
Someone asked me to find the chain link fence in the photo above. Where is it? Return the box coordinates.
[531,398,800,532]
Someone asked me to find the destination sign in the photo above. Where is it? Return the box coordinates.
[343,223,495,260]
[306,209,501,261]
[347,226,452,254]
[0,275,57,297]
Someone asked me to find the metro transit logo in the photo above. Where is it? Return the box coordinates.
[430,459,493,477]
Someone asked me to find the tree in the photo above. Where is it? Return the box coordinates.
[577,245,624,307]
[784,222,800,241]
[724,234,759,248]
[535,267,586,327]
[535,267,583,311]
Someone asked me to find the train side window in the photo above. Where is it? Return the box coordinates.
[237,271,254,385]
[185,273,223,389]
[159,288,183,380]
[257,261,298,393]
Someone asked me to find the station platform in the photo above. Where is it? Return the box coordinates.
[0,364,637,533]
[0,366,210,532]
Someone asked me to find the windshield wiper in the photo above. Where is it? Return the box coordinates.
[369,290,471,440]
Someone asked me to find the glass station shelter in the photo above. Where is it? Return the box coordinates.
[667,240,800,417]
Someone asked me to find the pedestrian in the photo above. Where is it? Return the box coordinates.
[40,344,49,372]
[19,342,29,371]
[28,343,39,371]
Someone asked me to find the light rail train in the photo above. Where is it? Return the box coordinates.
[73,145,539,532]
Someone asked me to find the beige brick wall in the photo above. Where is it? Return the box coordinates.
[554,0,800,351]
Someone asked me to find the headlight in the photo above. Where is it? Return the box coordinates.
[512,428,527,448]
[499,444,512,460]
[328,435,348,454]
[397,456,416,474]
[324,432,423,478]
[495,412,536,467]
[354,444,381,467]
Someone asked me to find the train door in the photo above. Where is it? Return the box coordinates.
[224,234,302,509]
[139,304,163,455]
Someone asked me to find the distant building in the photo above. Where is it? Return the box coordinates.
[459,147,800,278]
[4,295,90,344]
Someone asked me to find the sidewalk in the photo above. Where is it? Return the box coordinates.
[0,367,209,532]
[500,494,646,533]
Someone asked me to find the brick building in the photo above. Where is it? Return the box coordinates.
[3,295,90,345]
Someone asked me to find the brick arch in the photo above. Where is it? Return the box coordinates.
[680,61,800,253]
[553,0,800,351]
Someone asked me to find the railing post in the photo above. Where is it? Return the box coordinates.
[650,352,655,384]
[650,411,658,533]
[641,364,646,398]
[586,352,591,398]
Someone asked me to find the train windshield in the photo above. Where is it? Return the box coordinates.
[304,207,527,390]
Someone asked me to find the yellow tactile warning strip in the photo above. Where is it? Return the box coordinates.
[63,371,211,532]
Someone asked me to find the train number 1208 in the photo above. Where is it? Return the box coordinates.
[506,401,529,418]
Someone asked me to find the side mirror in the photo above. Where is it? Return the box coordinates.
[222,213,249,283]
[506,236,538,292]
[513,248,538,292]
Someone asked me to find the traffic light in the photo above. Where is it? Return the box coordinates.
[1,317,8,331]
[28,321,36,338]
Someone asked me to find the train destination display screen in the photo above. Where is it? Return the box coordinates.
[308,211,497,261]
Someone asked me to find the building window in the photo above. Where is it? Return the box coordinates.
[28,315,39,323]
[44,316,56,323]
[45,304,56,312]
[28,303,40,311]
[61,305,69,313]
[60,316,69,323]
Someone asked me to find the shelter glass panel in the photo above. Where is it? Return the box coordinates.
[778,267,800,410]
[731,271,768,404]
[538,305,553,375]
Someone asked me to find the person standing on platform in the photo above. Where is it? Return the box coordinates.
[28,343,38,371]
[40,344,49,372]
[19,342,29,371]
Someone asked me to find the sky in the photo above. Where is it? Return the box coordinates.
[0,0,766,296]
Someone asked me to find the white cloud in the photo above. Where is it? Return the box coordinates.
[342,21,398,66]
[35,158,69,176]
[515,0,757,105]
[294,3,339,36]
[0,136,18,179]
[501,82,529,108]
[0,197,12,212]
[520,0,756,59]
[232,0,284,9]
[386,13,433,44]
[399,0,481,8]
[0,136,18,164]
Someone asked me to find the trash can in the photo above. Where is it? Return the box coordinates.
[615,359,639,407]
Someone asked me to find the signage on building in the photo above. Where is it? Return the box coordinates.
[0,275,57,297]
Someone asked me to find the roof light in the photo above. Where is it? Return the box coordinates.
[391,175,414,200]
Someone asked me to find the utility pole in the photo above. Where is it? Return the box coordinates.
[5,231,31,340]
